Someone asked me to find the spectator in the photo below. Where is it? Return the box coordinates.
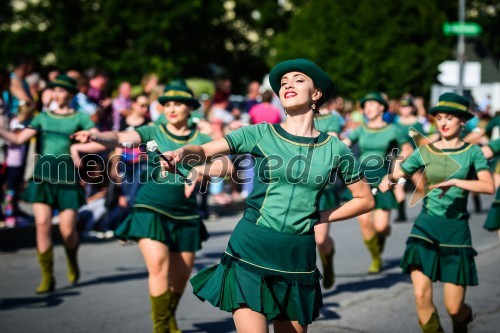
[112,81,132,131]
[248,90,281,125]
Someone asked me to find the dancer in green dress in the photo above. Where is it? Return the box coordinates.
[313,108,343,289]
[380,92,494,333]
[481,138,500,234]
[394,97,426,222]
[160,59,374,332]
[343,92,413,274]
[0,74,96,293]
[73,80,232,333]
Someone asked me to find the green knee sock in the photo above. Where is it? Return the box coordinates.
[419,312,444,333]
[364,235,382,274]
[36,248,56,294]
[64,244,80,285]
[452,304,473,333]
[150,291,172,333]
[319,248,335,289]
[168,291,183,333]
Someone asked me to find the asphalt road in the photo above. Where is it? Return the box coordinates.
[1,195,499,333]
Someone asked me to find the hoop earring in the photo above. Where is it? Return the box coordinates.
[284,108,288,115]
[311,103,316,111]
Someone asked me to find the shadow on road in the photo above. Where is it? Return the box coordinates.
[317,301,341,321]
[184,317,235,333]
[322,270,410,299]
[0,291,80,310]
[74,270,148,289]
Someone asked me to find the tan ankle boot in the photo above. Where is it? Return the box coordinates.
[36,248,56,294]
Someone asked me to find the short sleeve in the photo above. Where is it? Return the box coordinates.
[471,145,490,173]
[395,126,410,146]
[224,123,268,155]
[348,126,361,143]
[29,113,43,129]
[400,148,424,176]
[136,124,158,142]
[79,114,95,130]
[336,141,362,184]
[488,138,500,156]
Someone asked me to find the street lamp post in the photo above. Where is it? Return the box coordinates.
[457,0,465,94]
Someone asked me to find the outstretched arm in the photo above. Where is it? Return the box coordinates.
[161,137,232,173]
[0,126,37,145]
[72,129,142,147]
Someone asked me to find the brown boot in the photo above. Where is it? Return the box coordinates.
[36,248,56,294]
[150,291,172,333]
[364,235,382,274]
[168,291,183,333]
[419,312,444,333]
[452,304,473,333]
[319,248,335,289]
[64,244,80,285]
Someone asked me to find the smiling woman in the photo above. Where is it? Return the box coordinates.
[0,74,96,294]
[160,58,374,333]
[379,92,495,333]
[71,79,233,333]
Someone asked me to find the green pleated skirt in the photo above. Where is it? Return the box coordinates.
[483,186,500,231]
[114,206,208,252]
[22,180,86,210]
[190,219,322,325]
[400,213,478,286]
[374,188,398,210]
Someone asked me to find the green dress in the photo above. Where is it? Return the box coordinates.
[22,111,95,210]
[395,119,425,149]
[314,113,343,209]
[400,143,490,285]
[484,138,500,231]
[114,124,212,252]
[190,123,361,325]
[348,124,409,209]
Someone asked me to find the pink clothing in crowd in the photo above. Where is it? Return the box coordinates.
[249,103,282,124]
[7,118,27,167]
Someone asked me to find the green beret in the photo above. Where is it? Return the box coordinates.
[158,79,201,109]
[269,58,334,107]
[360,92,388,112]
[429,92,474,120]
[48,74,78,94]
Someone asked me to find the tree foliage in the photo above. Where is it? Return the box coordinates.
[0,0,497,98]
[270,0,457,99]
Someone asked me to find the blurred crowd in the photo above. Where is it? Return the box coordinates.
[0,54,499,239]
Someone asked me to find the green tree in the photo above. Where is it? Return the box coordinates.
[270,0,455,100]
[0,0,289,92]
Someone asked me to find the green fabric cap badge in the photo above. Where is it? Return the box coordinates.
[48,74,78,94]
[269,58,334,107]
[360,92,388,111]
[429,92,474,120]
[158,79,201,109]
